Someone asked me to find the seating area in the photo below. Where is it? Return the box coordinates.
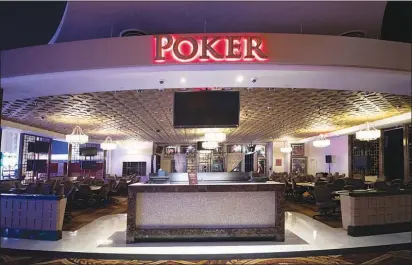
[271,171,412,223]
[0,174,142,224]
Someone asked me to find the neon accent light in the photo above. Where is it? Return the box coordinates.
[153,34,269,64]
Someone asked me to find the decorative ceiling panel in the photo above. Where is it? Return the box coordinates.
[2,88,410,143]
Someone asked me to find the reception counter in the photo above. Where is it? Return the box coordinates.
[126,181,285,243]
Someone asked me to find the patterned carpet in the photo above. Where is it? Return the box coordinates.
[0,250,411,264]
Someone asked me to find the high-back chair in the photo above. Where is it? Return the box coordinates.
[405,180,412,190]
[314,181,327,187]
[313,185,338,219]
[374,181,390,191]
[389,179,402,191]
[24,183,38,194]
[345,178,365,189]
[93,179,105,186]
[41,184,53,195]
[35,182,44,194]
[333,179,345,191]
[76,184,93,207]
[64,186,77,221]
[93,184,110,205]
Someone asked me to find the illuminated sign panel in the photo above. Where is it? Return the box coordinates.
[153,34,268,63]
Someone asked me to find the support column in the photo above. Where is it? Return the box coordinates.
[67,143,72,179]
[403,124,410,184]
[266,142,273,177]
[47,140,52,180]
[103,150,107,180]
[348,135,352,178]
[379,130,385,180]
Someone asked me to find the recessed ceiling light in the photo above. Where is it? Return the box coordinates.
[180,77,186,84]
[236,75,244,83]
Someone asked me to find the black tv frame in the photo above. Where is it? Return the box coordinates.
[173,91,240,128]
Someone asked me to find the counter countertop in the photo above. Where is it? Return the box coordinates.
[340,189,412,197]
[128,181,285,193]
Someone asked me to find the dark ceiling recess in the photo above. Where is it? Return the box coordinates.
[0,1,67,51]
[381,1,412,43]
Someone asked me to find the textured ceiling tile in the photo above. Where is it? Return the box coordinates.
[2,88,411,143]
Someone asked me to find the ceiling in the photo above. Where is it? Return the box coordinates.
[56,1,386,43]
[2,88,410,143]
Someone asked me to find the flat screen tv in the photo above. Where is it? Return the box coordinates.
[28,141,50,153]
[80,147,98,156]
[26,159,48,173]
[36,141,50,153]
[173,91,240,128]
[354,156,370,169]
[81,161,97,170]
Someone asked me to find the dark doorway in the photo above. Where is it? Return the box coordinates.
[384,128,404,181]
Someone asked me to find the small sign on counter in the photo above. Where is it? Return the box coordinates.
[188,172,198,185]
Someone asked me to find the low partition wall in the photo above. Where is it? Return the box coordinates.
[127,182,285,243]
[341,190,412,237]
[0,194,67,240]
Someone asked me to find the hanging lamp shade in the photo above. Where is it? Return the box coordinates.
[313,134,331,148]
[100,136,117,150]
[356,122,381,141]
[202,141,219,150]
[280,141,292,153]
[65,126,88,144]
[204,132,226,142]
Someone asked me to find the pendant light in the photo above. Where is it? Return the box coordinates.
[313,134,331,148]
[204,132,226,142]
[100,136,117,150]
[356,122,381,141]
[66,126,88,144]
[280,141,292,153]
[202,141,219,150]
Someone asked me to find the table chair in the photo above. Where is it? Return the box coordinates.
[41,184,53,195]
[405,180,412,190]
[313,185,338,220]
[76,184,94,208]
[92,184,109,207]
[291,179,306,201]
[332,178,345,191]
[374,181,390,191]
[64,187,77,221]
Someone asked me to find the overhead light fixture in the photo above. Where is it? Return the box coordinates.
[202,141,219,150]
[204,132,226,142]
[100,136,117,150]
[280,141,292,153]
[356,122,381,141]
[313,134,331,148]
[66,126,88,144]
[180,77,186,84]
[236,75,244,83]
